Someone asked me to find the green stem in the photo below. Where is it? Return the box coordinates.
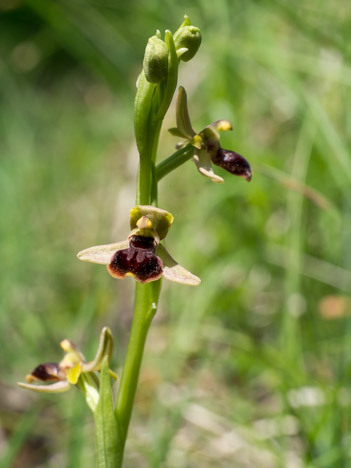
[156,144,194,181]
[113,28,180,467]
[115,280,161,452]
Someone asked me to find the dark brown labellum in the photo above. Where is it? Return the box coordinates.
[108,247,163,283]
[212,148,252,181]
[30,362,61,381]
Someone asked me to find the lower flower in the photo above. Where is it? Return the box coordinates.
[18,327,116,404]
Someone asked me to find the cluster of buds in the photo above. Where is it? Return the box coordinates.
[78,205,200,285]
[170,86,252,183]
[143,16,201,84]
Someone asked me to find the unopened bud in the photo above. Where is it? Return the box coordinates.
[173,25,201,62]
[143,35,169,83]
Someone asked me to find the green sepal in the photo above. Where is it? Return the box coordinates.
[176,86,195,139]
[94,357,122,467]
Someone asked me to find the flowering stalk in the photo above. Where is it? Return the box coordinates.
[18,15,251,468]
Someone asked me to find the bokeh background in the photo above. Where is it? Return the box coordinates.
[1,1,351,467]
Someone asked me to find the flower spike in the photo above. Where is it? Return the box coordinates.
[78,205,200,286]
[169,86,252,183]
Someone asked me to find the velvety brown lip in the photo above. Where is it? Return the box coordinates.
[30,362,61,382]
[108,246,163,283]
[211,148,252,181]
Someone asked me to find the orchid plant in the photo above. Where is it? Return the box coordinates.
[18,16,251,467]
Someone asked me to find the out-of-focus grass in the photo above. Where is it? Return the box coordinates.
[1,0,351,466]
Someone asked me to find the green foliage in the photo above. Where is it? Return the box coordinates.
[1,0,351,467]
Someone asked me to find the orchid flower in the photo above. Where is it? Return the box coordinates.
[18,328,116,411]
[77,205,200,286]
[169,86,252,183]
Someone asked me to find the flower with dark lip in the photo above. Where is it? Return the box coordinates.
[18,327,116,407]
[169,86,252,183]
[77,205,200,286]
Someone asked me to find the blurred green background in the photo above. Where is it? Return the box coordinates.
[1,0,351,467]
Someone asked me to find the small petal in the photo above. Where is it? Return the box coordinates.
[168,127,189,139]
[190,134,203,150]
[59,339,85,369]
[156,244,201,286]
[212,148,252,181]
[77,240,129,265]
[206,119,232,134]
[193,150,224,183]
[66,362,82,385]
[17,380,71,393]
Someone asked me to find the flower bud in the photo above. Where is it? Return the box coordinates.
[173,25,201,62]
[212,148,252,181]
[143,35,169,83]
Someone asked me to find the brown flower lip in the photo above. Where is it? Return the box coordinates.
[27,362,65,383]
[211,148,252,182]
[107,235,163,284]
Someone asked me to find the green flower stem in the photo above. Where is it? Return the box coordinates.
[156,144,194,181]
[113,27,183,466]
[115,280,161,454]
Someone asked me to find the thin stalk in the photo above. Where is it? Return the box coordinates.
[156,144,193,181]
[115,80,163,463]
[115,281,161,452]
